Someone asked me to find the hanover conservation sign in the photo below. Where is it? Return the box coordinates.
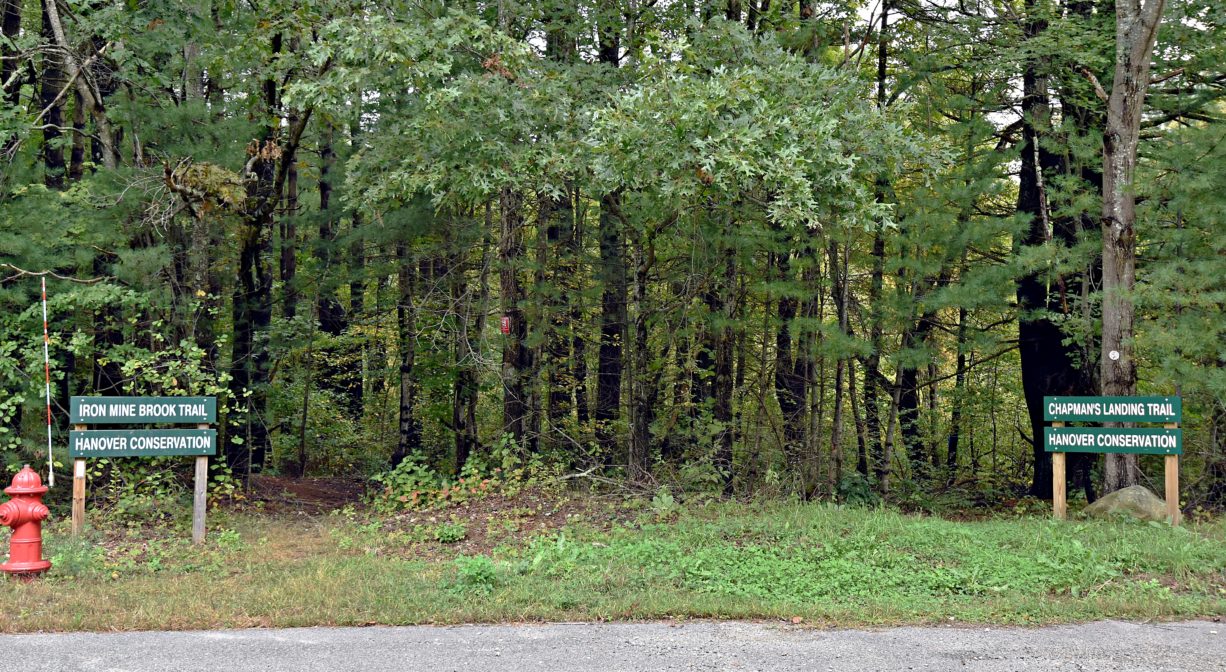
[68,429,216,458]
[1043,427,1181,455]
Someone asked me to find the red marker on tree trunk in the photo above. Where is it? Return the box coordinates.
[500,316,510,335]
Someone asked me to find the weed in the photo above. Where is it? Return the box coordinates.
[216,528,245,552]
[48,537,105,578]
[449,555,499,595]
[434,521,468,544]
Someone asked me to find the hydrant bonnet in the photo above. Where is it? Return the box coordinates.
[5,467,48,495]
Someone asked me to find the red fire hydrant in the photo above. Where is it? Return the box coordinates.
[0,466,52,579]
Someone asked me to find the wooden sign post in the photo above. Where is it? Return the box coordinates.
[1044,396,1181,525]
[68,396,217,543]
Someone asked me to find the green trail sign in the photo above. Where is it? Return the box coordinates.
[1044,427,1182,455]
[70,396,216,424]
[68,429,217,458]
[1043,395,1184,525]
[1043,396,1180,423]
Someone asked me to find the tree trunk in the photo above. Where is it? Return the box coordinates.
[280,115,298,320]
[1,0,19,109]
[773,250,806,473]
[595,190,627,458]
[392,241,421,466]
[713,245,736,495]
[226,186,274,478]
[1101,0,1165,493]
[827,240,850,496]
[40,0,65,189]
[225,32,311,480]
[627,232,654,485]
[317,123,346,335]
[500,188,530,447]
[570,196,588,425]
[452,208,489,473]
[69,91,85,181]
[1014,0,1095,499]
[42,0,119,168]
[849,357,869,476]
[946,300,968,477]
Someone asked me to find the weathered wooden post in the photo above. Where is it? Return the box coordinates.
[1052,421,1067,521]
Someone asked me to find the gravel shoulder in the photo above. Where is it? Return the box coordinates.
[3,619,1223,672]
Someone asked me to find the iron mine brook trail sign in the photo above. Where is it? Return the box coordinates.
[1044,395,1182,525]
[69,396,216,543]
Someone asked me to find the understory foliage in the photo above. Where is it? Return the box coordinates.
[0,0,1223,511]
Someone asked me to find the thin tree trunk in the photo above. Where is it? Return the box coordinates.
[1,0,19,109]
[714,244,736,495]
[946,301,968,478]
[281,110,298,320]
[500,188,530,447]
[453,207,489,473]
[393,241,421,466]
[40,0,65,189]
[774,249,806,473]
[863,0,891,491]
[827,241,850,496]
[69,91,85,180]
[570,195,589,424]
[849,357,869,476]
[627,232,654,485]
[595,190,627,458]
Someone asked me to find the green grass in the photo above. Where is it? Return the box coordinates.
[0,502,1222,632]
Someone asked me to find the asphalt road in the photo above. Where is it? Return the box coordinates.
[1,620,1222,672]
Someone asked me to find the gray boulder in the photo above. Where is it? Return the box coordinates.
[1082,485,1170,522]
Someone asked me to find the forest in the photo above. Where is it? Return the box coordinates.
[0,0,1223,512]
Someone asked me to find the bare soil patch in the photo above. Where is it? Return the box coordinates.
[247,475,367,514]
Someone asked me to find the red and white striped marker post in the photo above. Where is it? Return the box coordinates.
[41,277,54,488]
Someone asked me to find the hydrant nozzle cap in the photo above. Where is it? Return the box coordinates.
[5,466,48,495]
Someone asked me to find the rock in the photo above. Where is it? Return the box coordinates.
[1082,485,1169,522]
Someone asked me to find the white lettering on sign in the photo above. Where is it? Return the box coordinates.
[1049,432,1177,450]
[107,403,137,417]
[1047,400,1175,418]
[71,433,212,453]
[1105,402,1145,416]
[1048,432,1097,448]
[1047,401,1103,417]
[1094,433,1177,449]
[127,434,211,451]
[72,434,129,452]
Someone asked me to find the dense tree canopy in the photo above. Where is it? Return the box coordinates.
[1,0,1223,508]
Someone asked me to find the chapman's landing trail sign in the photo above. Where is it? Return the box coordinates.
[68,396,216,543]
[1044,395,1182,524]
[1044,396,1180,423]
